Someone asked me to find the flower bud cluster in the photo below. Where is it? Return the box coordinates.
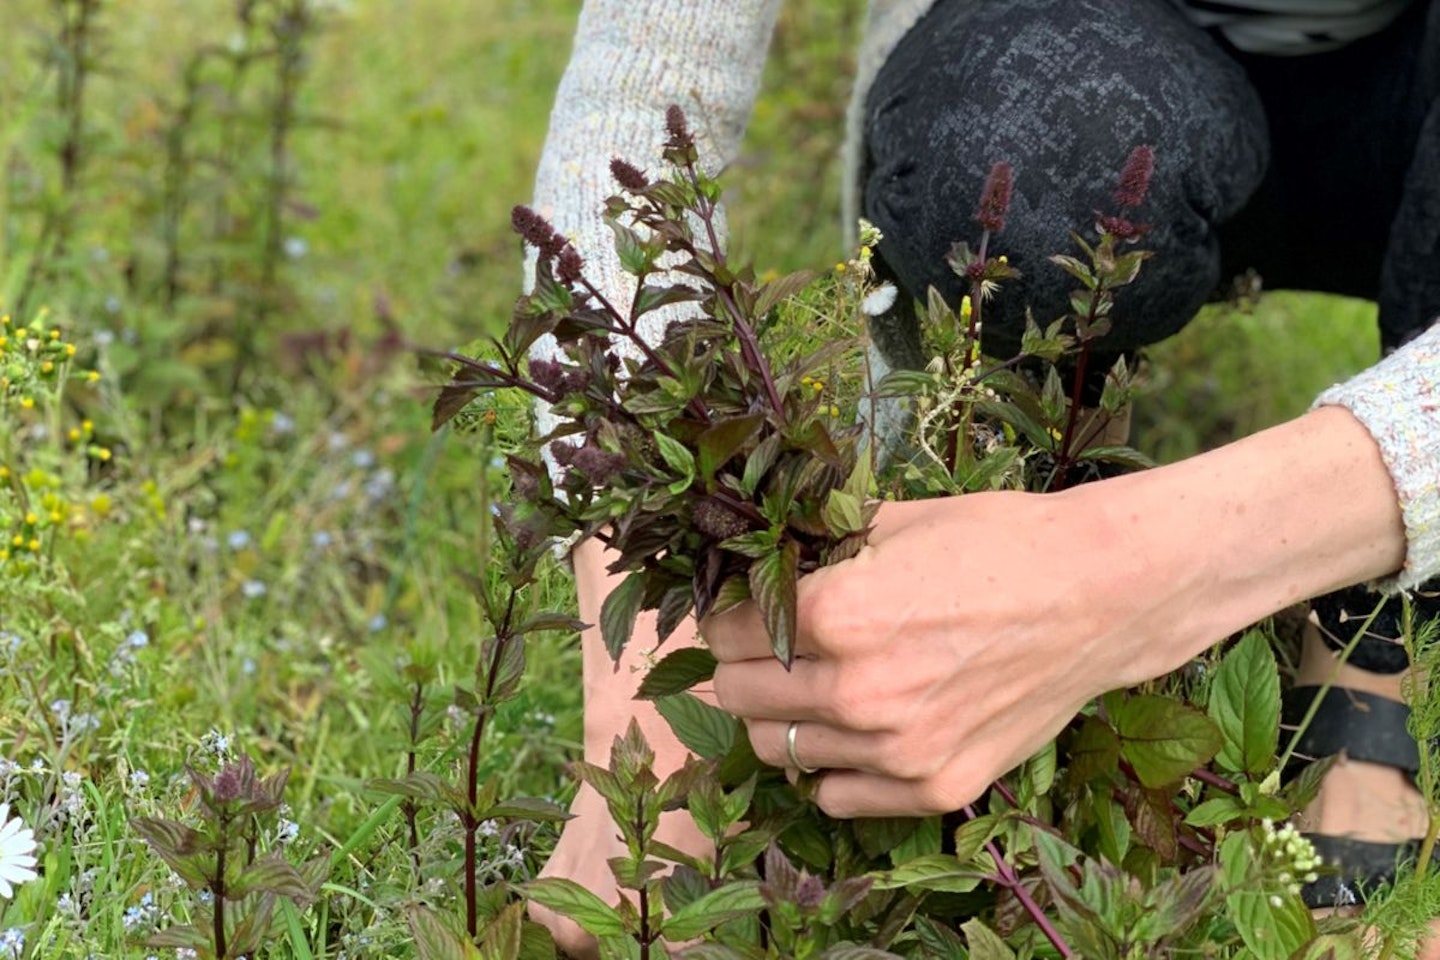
[1260,819,1322,903]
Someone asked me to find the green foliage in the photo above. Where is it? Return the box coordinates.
[0,0,1411,957]
[453,115,1437,960]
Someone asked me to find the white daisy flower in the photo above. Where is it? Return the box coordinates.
[0,803,38,900]
[860,282,898,317]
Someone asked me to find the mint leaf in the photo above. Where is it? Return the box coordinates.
[599,573,646,662]
[1208,630,1281,777]
[1115,695,1223,788]
[749,538,800,665]
[636,647,718,700]
[655,692,739,759]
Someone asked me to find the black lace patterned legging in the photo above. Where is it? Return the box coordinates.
[860,0,1440,670]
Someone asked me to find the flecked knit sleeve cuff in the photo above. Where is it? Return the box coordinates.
[525,0,782,459]
[1314,323,1440,592]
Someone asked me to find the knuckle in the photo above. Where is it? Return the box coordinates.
[826,675,882,730]
[913,777,969,816]
[876,735,940,781]
[747,720,784,768]
[710,665,739,712]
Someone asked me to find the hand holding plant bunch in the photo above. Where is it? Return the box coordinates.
[436,106,1435,959]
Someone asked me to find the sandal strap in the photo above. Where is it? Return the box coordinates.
[1281,686,1420,776]
[1300,835,1419,909]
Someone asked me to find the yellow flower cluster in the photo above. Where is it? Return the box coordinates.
[0,312,115,568]
[0,312,100,413]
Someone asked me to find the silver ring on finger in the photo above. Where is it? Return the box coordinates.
[786,720,821,774]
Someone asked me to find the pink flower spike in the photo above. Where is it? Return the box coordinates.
[975,161,1014,234]
[1114,145,1155,209]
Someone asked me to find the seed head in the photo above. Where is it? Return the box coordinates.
[693,497,751,540]
[511,205,566,260]
[1096,214,1150,241]
[975,161,1014,234]
[610,158,650,192]
[528,358,565,394]
[1113,145,1155,209]
[556,245,585,286]
[665,105,694,150]
[570,443,626,483]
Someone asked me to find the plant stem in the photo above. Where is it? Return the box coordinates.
[964,805,1073,957]
[465,587,518,939]
[405,677,423,877]
[213,810,230,959]
[684,163,788,426]
[1190,767,1239,796]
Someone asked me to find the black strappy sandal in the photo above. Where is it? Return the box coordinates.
[1282,684,1427,908]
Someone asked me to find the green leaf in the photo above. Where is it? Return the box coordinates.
[484,796,572,823]
[740,433,782,498]
[709,576,752,617]
[915,917,969,960]
[661,881,765,941]
[1092,793,1131,866]
[873,368,937,399]
[522,878,628,938]
[514,613,587,636]
[1291,934,1365,960]
[130,817,213,888]
[696,414,764,485]
[144,924,213,950]
[818,947,907,960]
[599,574,646,662]
[822,489,865,537]
[953,814,1001,863]
[1184,796,1246,828]
[478,902,525,960]
[1208,630,1281,777]
[1134,866,1216,943]
[1107,249,1152,287]
[1076,445,1157,471]
[636,647,718,700]
[655,692,739,760]
[482,635,527,704]
[655,432,696,488]
[1115,695,1223,788]
[598,935,642,960]
[891,815,942,864]
[1282,754,1339,811]
[755,269,818,317]
[854,817,923,859]
[749,539,800,665]
[871,854,984,894]
[407,903,485,960]
[228,855,315,902]
[1026,739,1057,797]
[718,529,779,559]
[1218,830,1253,890]
[1049,254,1097,289]
[1227,889,1314,960]
[608,220,655,275]
[635,283,701,317]
[961,919,1016,960]
[1067,715,1121,784]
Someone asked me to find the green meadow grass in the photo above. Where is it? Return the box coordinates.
[0,1,1379,956]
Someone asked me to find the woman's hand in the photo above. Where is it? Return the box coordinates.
[703,407,1408,819]
[704,487,1194,817]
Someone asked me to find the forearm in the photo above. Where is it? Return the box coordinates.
[1079,405,1406,683]
[572,536,707,770]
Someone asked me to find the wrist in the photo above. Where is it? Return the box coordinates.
[1077,407,1406,680]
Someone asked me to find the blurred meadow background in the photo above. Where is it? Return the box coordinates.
[0,0,1377,956]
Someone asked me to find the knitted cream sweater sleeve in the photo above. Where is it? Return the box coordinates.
[527,0,783,442]
[1315,323,1440,592]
